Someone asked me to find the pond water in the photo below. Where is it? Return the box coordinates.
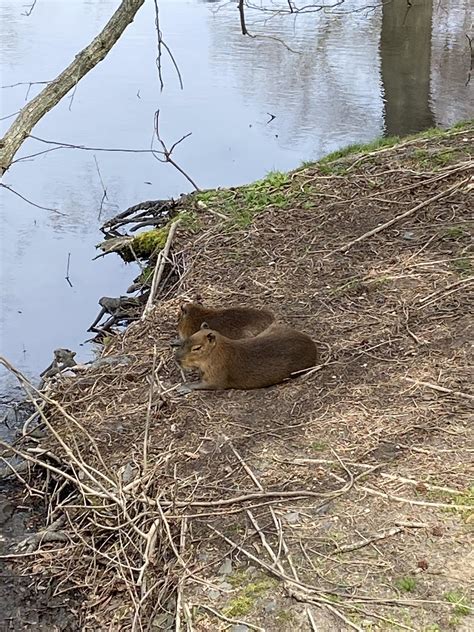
[0,0,473,407]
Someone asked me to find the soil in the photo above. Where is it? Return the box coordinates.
[1,123,472,631]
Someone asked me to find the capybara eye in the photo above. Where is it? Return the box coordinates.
[191,345,202,351]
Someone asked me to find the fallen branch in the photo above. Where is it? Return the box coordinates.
[142,219,181,319]
[0,0,146,175]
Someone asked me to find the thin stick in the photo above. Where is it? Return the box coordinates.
[143,348,160,471]
[333,527,403,554]
[306,607,318,631]
[142,219,180,319]
[175,517,188,632]
[324,602,364,632]
[324,176,470,257]
[403,376,474,401]
[65,252,73,287]
[417,277,473,309]
[285,457,465,495]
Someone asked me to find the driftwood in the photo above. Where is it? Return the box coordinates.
[40,348,77,379]
[0,0,145,175]
[142,220,181,320]
[88,295,149,333]
[101,199,177,234]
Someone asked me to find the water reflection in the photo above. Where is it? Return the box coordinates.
[0,0,473,400]
[431,0,473,126]
[381,0,434,136]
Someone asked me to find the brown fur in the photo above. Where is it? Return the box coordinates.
[177,302,275,341]
[175,326,318,390]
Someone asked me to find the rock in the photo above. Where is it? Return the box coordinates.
[402,231,416,241]
[284,511,300,524]
[120,463,136,484]
[264,599,277,613]
[151,613,174,630]
[218,557,232,576]
[0,499,15,525]
[91,355,133,370]
[218,581,233,592]
[231,626,249,632]
[207,589,220,600]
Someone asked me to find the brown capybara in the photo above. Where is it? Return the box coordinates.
[176,301,275,342]
[175,325,318,391]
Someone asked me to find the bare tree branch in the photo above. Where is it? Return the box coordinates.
[0,0,146,177]
[22,0,38,17]
[152,110,200,191]
[152,0,183,91]
[0,182,64,214]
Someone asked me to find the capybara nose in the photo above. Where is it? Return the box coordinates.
[170,338,182,348]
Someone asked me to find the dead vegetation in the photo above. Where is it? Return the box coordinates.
[1,123,473,631]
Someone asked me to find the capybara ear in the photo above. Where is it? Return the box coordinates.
[200,321,210,330]
[194,294,203,304]
[206,332,216,342]
[180,303,188,314]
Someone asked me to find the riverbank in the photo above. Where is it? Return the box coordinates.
[1,122,473,631]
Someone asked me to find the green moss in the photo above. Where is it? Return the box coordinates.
[223,594,254,618]
[223,574,277,618]
[227,570,250,588]
[444,590,472,616]
[128,227,169,260]
[395,577,417,593]
[310,441,326,452]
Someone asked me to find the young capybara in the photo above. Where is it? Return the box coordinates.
[176,301,275,341]
[175,325,318,391]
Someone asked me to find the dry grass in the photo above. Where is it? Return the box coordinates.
[1,123,473,631]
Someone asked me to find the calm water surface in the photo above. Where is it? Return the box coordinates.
[0,0,472,404]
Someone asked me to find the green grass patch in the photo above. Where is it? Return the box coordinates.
[443,226,466,240]
[196,171,291,228]
[310,441,327,452]
[412,148,455,168]
[448,485,474,520]
[451,119,474,130]
[452,257,472,276]
[319,135,401,167]
[395,576,417,593]
[177,209,200,231]
[444,590,472,616]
